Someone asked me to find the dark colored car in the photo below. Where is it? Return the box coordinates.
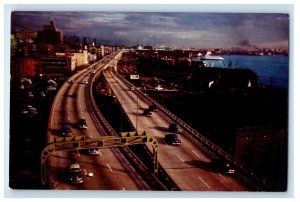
[168,123,182,133]
[164,134,181,145]
[210,159,235,174]
[78,118,88,129]
[148,105,157,112]
[143,109,153,117]
[61,124,72,136]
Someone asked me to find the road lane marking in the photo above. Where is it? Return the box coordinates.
[192,150,201,159]
[198,176,211,189]
[176,154,184,162]
[218,173,226,180]
[107,163,113,172]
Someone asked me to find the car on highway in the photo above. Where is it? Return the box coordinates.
[83,80,88,84]
[148,105,157,112]
[68,163,83,184]
[78,118,88,129]
[88,148,100,155]
[69,163,81,173]
[143,109,153,117]
[164,134,181,145]
[69,80,75,84]
[61,124,72,136]
[168,123,182,133]
[210,158,235,175]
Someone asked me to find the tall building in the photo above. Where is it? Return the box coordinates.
[36,17,63,53]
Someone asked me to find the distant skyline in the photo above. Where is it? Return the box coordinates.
[11,12,289,49]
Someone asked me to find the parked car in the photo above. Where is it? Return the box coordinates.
[21,105,38,117]
[26,105,37,111]
[78,118,88,129]
[40,91,46,98]
[164,134,181,145]
[61,124,72,136]
[47,79,57,87]
[46,86,57,92]
[168,123,182,133]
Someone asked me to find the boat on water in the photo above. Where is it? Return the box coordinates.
[192,55,226,68]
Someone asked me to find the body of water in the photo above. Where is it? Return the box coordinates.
[222,55,289,89]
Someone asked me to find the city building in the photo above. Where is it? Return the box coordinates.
[39,54,76,74]
[36,17,63,53]
[72,50,89,70]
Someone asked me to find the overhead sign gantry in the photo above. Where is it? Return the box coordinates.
[41,131,158,186]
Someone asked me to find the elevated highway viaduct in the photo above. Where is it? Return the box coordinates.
[46,51,151,190]
[100,50,277,191]
[45,50,276,191]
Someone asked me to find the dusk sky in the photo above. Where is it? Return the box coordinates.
[11,11,289,49]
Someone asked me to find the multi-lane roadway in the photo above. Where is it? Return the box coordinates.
[47,58,150,190]
[103,69,250,191]
[46,50,254,191]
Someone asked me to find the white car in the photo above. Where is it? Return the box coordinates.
[69,163,84,184]
[69,163,81,174]
[78,118,88,129]
[83,80,88,84]
[88,148,100,155]
[46,86,57,92]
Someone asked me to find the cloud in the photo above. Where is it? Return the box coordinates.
[11,12,289,49]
